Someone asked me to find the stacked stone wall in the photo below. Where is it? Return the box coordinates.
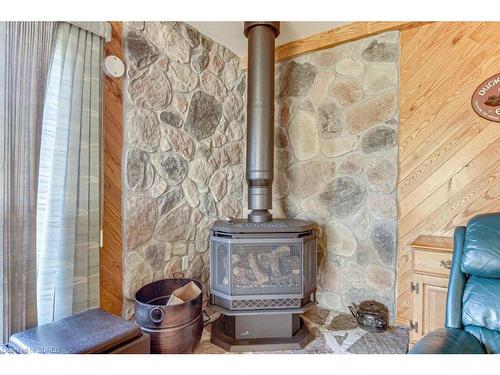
[122,22,246,317]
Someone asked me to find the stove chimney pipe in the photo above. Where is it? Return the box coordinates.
[243,21,280,223]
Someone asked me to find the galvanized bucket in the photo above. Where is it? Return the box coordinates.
[134,277,203,354]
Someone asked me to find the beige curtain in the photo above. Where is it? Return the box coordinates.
[0,22,57,343]
[36,23,103,325]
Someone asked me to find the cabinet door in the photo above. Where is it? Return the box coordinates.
[410,273,449,343]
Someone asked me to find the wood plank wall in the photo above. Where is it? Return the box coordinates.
[101,21,124,315]
[397,22,500,323]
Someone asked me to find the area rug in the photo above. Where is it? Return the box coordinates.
[195,306,409,354]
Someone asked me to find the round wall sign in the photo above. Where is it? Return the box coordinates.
[472,73,500,122]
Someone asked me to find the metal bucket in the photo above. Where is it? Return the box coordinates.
[134,278,203,354]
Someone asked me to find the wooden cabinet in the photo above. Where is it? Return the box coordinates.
[409,235,453,345]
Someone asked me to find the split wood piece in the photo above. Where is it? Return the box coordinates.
[166,281,202,306]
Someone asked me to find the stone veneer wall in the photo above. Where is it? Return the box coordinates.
[121,22,246,318]
[265,31,400,319]
[121,22,400,320]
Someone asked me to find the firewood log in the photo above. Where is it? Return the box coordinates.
[248,253,269,285]
[231,254,241,265]
[233,265,247,278]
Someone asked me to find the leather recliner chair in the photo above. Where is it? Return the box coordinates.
[409,213,500,354]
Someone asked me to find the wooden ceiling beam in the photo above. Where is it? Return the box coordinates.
[240,21,431,69]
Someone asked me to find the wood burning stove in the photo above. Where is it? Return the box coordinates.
[209,21,317,352]
[209,219,317,351]
[210,219,316,312]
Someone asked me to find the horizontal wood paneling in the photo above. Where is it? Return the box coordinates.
[397,22,500,323]
[101,21,124,316]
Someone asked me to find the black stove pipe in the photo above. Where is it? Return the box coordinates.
[243,21,280,223]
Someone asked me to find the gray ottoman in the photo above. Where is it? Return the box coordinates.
[6,308,149,354]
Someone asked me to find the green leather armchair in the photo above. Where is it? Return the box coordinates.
[409,213,500,354]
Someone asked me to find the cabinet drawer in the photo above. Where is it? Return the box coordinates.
[413,250,453,276]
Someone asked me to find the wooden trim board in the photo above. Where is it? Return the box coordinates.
[101,21,124,316]
[241,21,430,68]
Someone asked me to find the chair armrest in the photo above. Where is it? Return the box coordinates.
[446,226,467,328]
[409,328,485,354]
